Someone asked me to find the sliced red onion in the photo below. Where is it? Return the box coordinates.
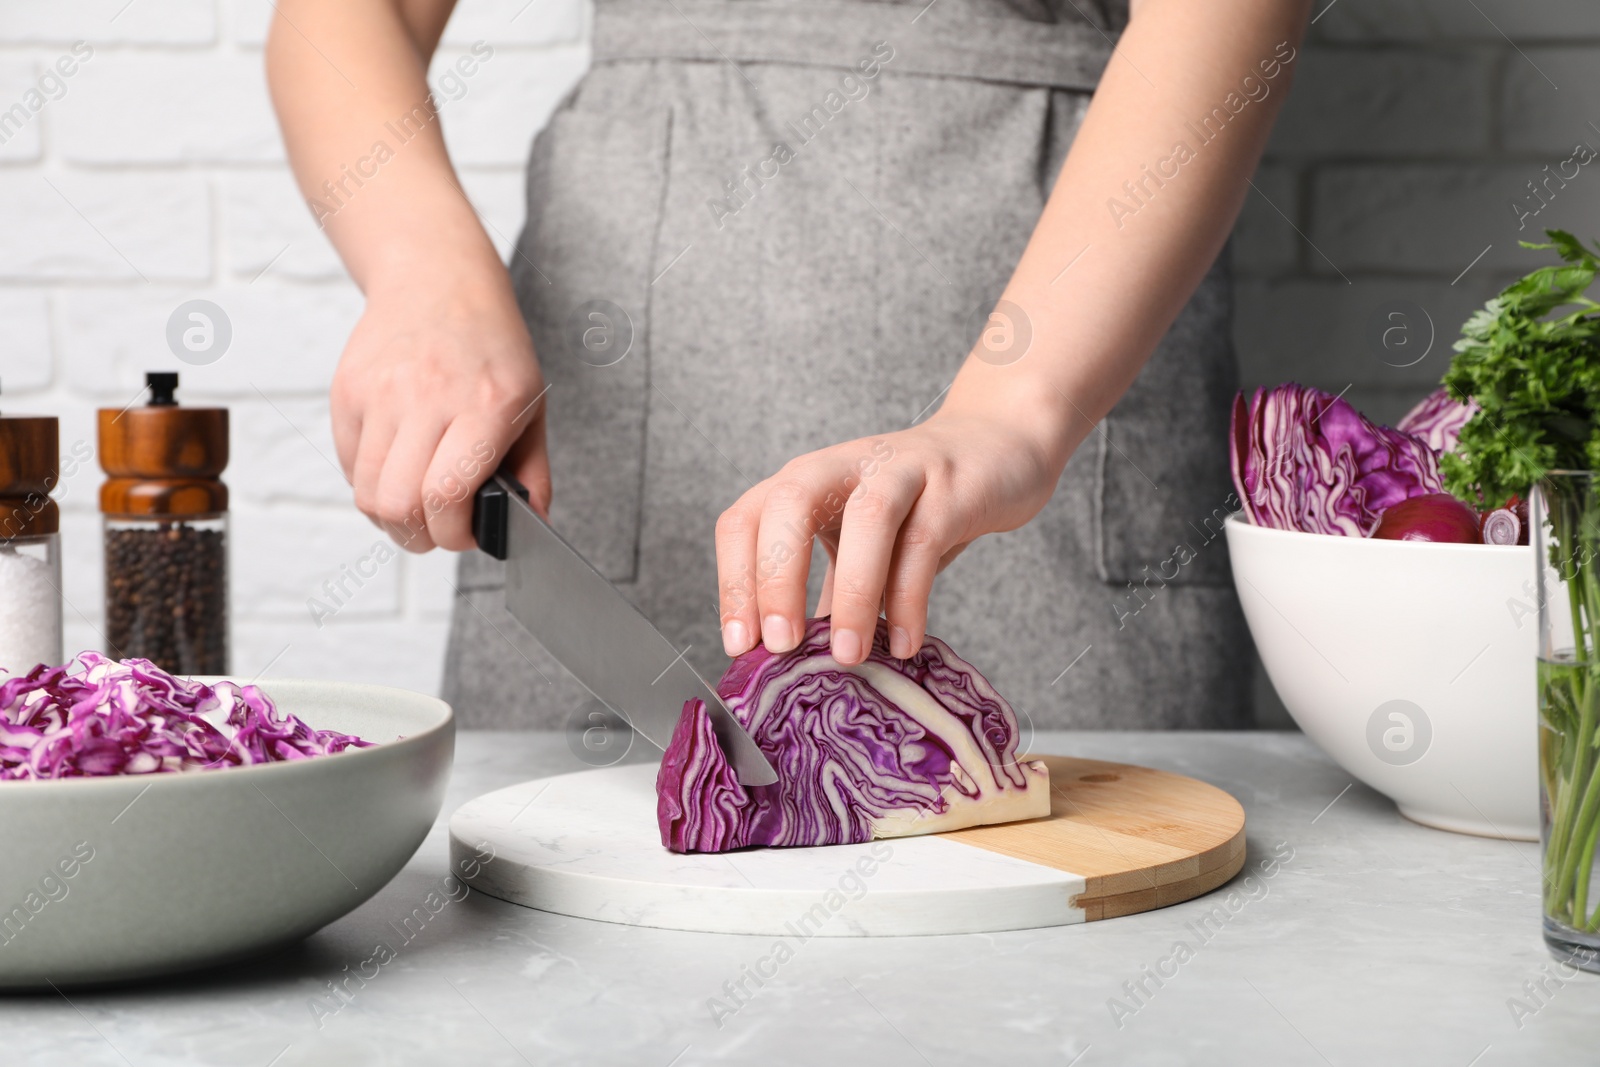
[1481,508,1522,546]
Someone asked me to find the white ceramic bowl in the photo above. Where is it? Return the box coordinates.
[1226,515,1537,840]
[0,679,453,988]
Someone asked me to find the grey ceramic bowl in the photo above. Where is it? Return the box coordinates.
[0,678,453,989]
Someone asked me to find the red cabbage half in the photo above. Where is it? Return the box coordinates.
[0,652,370,780]
[1396,387,1477,454]
[1231,383,1444,536]
[657,618,1049,853]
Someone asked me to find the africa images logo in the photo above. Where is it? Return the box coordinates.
[1366,699,1432,766]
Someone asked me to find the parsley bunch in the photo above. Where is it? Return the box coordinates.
[1441,230,1600,506]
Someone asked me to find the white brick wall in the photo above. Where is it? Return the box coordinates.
[5,0,1592,719]
[1315,0,1600,42]
[0,173,211,281]
[1235,6,1600,428]
[3,1,217,45]
[0,0,587,696]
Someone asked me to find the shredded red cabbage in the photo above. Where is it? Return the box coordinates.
[0,652,370,780]
[1396,387,1478,454]
[1231,383,1444,536]
[657,618,1049,853]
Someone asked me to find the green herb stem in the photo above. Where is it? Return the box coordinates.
[1557,749,1600,918]
[1577,820,1600,931]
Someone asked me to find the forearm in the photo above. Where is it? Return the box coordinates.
[942,0,1311,467]
[265,0,504,294]
[266,0,548,552]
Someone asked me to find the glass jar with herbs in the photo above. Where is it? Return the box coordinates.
[99,373,228,676]
[1441,231,1600,969]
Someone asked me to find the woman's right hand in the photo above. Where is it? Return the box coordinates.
[329,260,550,554]
[268,0,548,553]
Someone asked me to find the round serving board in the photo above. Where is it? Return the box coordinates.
[448,755,1246,937]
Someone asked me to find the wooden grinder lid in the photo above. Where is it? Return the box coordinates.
[98,372,229,517]
[0,383,60,538]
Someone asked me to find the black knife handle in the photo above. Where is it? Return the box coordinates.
[471,469,529,561]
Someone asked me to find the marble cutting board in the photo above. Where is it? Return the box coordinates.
[447,754,1247,937]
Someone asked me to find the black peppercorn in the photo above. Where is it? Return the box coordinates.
[105,519,226,675]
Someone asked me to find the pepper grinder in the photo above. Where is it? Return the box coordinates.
[98,372,229,675]
[0,383,63,677]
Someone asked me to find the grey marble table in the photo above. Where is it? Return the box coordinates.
[2,731,1595,1066]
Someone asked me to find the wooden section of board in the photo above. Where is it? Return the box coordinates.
[939,755,1247,921]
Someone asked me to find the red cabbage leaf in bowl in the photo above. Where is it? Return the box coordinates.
[1396,387,1478,454]
[1231,383,1444,536]
[657,618,1049,853]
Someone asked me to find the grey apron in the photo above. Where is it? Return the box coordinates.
[443,0,1250,731]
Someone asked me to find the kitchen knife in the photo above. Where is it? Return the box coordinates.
[472,471,778,786]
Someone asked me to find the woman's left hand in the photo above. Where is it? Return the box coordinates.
[714,408,1066,665]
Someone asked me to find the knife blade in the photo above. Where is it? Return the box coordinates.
[472,472,778,786]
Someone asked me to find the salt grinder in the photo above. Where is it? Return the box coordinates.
[0,383,63,677]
